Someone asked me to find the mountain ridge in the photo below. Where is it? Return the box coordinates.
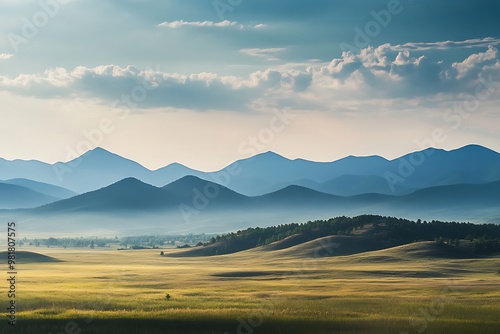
[0,182,61,209]
[0,144,499,199]
[22,175,500,219]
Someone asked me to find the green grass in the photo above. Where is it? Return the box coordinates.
[2,243,499,333]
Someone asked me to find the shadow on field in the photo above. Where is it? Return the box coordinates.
[0,251,61,263]
[6,318,500,334]
[3,318,397,334]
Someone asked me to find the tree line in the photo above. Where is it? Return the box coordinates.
[203,215,500,254]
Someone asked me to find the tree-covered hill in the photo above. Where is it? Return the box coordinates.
[169,215,500,257]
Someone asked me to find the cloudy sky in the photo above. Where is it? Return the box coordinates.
[1,0,499,171]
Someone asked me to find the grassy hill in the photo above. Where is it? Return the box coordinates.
[264,235,393,258]
[170,215,500,257]
[0,251,61,263]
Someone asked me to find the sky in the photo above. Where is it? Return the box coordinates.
[0,0,499,171]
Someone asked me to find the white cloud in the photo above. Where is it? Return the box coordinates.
[319,41,500,99]
[159,20,238,28]
[389,38,500,51]
[452,45,498,79]
[0,53,13,60]
[240,48,286,61]
[0,65,260,110]
[0,41,499,112]
[158,20,264,29]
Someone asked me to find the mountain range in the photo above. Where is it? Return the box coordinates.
[1,145,499,235]
[1,144,499,198]
[0,178,77,209]
[27,175,499,217]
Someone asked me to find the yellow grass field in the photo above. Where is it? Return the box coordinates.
[3,243,500,334]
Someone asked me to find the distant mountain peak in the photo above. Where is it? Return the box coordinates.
[254,151,290,160]
[173,174,204,182]
[160,162,192,171]
[90,146,108,152]
[119,176,141,182]
[83,147,119,157]
[333,154,389,164]
[166,162,186,167]
[273,184,329,195]
[401,144,500,159]
[68,147,151,171]
[165,175,217,188]
[106,177,156,190]
[162,175,247,199]
[453,144,499,154]
[344,154,387,159]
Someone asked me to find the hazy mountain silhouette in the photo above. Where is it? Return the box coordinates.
[314,174,415,196]
[162,175,248,207]
[0,174,495,236]
[217,145,500,195]
[26,176,500,222]
[36,177,167,212]
[0,145,498,197]
[1,178,76,199]
[211,152,395,196]
[395,180,500,210]
[383,145,500,189]
[0,182,60,209]
[0,157,57,186]
[255,185,342,207]
[0,148,200,194]
[35,176,248,213]
[50,148,157,194]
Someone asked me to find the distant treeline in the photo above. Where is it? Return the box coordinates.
[21,237,117,248]
[205,215,500,253]
[21,234,213,249]
[120,234,212,248]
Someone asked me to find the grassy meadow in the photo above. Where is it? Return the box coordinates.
[2,243,500,334]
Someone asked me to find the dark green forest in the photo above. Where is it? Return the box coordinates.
[196,215,500,256]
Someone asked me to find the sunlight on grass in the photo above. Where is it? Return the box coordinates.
[3,245,499,334]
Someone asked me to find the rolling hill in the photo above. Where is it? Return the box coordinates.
[0,251,61,263]
[263,235,395,258]
[169,215,500,258]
